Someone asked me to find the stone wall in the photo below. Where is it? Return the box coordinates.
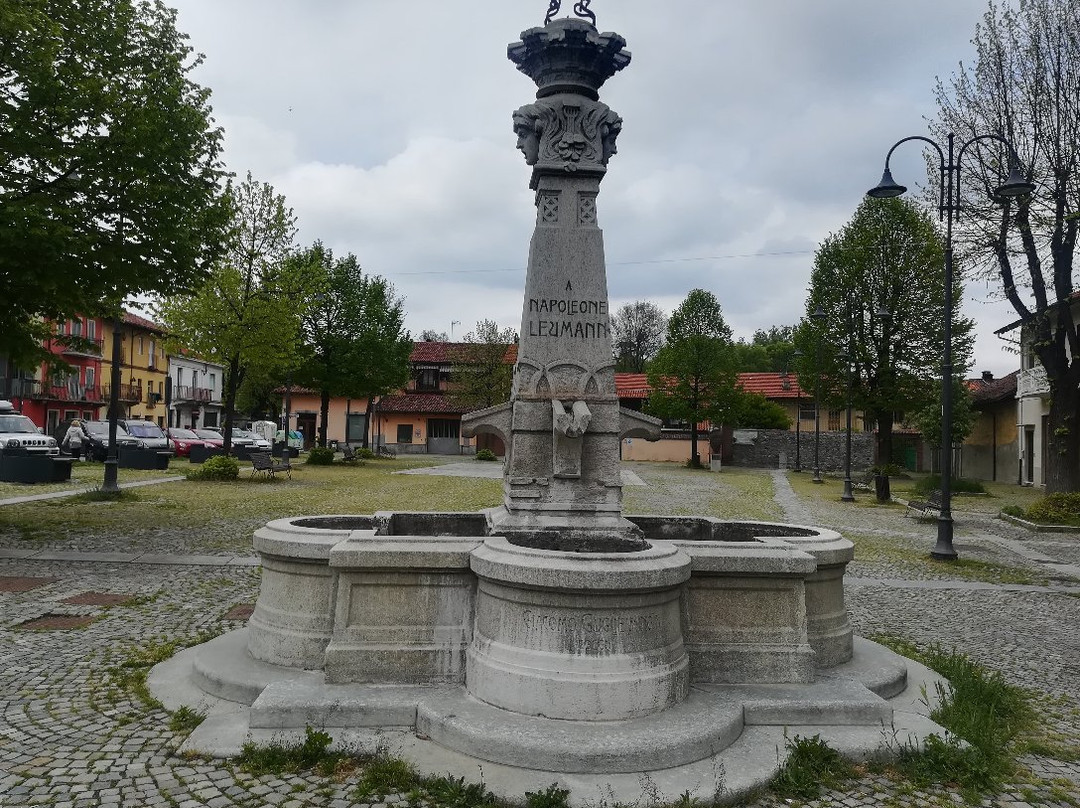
[728,429,874,473]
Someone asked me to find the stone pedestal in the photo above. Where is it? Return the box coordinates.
[324,535,482,684]
[467,537,691,720]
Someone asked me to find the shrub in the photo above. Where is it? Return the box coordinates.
[913,473,986,495]
[871,462,905,477]
[771,734,855,799]
[186,454,240,481]
[1025,492,1080,525]
[306,446,335,465]
[475,449,498,462]
[356,447,377,460]
[1000,504,1026,519]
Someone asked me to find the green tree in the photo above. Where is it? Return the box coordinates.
[611,301,667,372]
[154,174,301,452]
[734,392,792,429]
[647,289,742,467]
[912,379,977,453]
[731,325,797,372]
[452,320,517,411]
[0,0,228,370]
[293,242,412,447]
[796,197,974,465]
[934,0,1079,493]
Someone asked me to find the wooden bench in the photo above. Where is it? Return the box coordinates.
[249,451,292,480]
[906,490,942,517]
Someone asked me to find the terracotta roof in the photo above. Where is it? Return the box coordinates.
[966,370,1019,404]
[410,340,517,364]
[736,372,808,399]
[123,311,163,333]
[376,393,470,415]
[615,372,808,400]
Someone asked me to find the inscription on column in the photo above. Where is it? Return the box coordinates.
[527,297,610,340]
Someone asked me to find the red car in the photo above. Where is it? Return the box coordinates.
[166,428,211,457]
[193,429,226,448]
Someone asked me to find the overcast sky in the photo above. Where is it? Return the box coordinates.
[166,0,1023,377]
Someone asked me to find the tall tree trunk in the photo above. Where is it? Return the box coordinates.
[690,424,700,468]
[222,354,243,454]
[319,387,331,448]
[363,397,374,449]
[873,409,894,466]
[1045,369,1080,493]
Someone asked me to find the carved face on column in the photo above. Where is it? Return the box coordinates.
[600,114,622,165]
[513,106,542,166]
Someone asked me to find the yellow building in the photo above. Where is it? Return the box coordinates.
[100,312,170,427]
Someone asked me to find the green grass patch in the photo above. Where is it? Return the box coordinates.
[168,705,206,733]
[770,733,857,799]
[871,637,1035,800]
[237,726,351,777]
[55,487,141,504]
[849,534,1044,585]
[106,628,224,710]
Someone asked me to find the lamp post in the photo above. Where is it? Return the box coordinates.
[101,317,123,493]
[811,306,826,484]
[839,341,855,502]
[793,349,804,472]
[868,131,1034,560]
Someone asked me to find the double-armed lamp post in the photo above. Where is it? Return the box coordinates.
[867,132,1034,560]
[810,306,826,484]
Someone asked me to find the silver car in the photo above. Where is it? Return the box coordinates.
[0,401,59,456]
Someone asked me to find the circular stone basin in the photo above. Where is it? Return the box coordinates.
[292,516,376,531]
[710,522,818,542]
[506,531,650,553]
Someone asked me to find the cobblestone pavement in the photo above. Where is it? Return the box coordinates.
[0,466,1077,807]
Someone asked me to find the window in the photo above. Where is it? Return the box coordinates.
[147,380,154,400]
[148,340,156,368]
[177,368,184,386]
[828,409,842,431]
[396,424,413,444]
[415,368,439,391]
[209,373,216,392]
[70,318,82,337]
[138,337,144,355]
[85,367,95,389]
[798,402,816,422]
[87,319,95,340]
[427,418,460,439]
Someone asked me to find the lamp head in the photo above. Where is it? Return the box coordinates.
[867,167,906,199]
[995,165,1036,199]
[811,306,826,322]
[875,305,892,324]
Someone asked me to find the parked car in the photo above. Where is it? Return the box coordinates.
[118,419,174,455]
[165,428,210,458]
[233,428,271,450]
[59,420,139,462]
[193,429,225,448]
[0,400,59,456]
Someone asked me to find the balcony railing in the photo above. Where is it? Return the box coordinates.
[1017,366,1049,398]
[173,385,215,403]
[102,382,142,403]
[59,338,105,358]
[0,377,105,403]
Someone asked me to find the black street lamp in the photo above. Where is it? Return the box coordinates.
[101,317,123,493]
[810,306,826,484]
[868,131,1034,560]
[839,341,855,503]
[793,349,804,472]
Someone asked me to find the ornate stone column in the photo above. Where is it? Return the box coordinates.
[462,17,660,551]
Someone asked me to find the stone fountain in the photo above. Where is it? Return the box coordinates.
[150,8,949,805]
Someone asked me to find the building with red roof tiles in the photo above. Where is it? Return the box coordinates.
[958,370,1019,483]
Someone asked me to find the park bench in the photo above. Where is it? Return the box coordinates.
[906,489,942,518]
[249,450,292,480]
[340,444,365,464]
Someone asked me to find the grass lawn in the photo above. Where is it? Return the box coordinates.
[888,474,1048,516]
[0,458,188,500]
[0,456,504,550]
[622,463,782,522]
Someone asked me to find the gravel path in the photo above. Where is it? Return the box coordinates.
[0,464,1077,807]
